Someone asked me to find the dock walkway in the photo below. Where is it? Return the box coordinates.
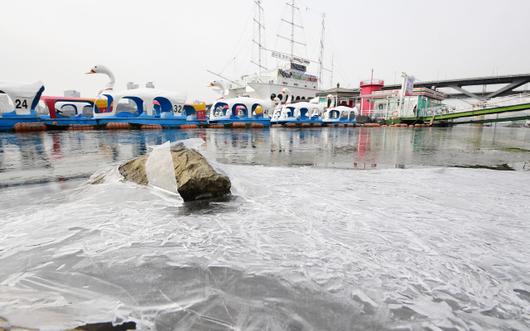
[399,102,530,125]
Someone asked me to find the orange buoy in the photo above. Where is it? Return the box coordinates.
[14,122,46,132]
[140,124,163,130]
[180,124,198,129]
[231,122,247,129]
[68,125,96,131]
[106,122,131,130]
[251,123,264,128]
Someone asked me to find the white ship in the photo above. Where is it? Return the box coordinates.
[209,0,330,103]
[226,57,319,102]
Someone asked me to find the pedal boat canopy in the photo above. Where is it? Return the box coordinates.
[272,101,322,120]
[324,105,359,121]
[211,97,270,119]
[0,81,45,116]
[94,88,187,118]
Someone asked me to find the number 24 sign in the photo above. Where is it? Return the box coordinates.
[15,98,30,110]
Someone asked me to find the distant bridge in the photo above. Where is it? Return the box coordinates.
[383,74,530,101]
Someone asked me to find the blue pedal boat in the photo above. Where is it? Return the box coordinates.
[94,89,206,129]
[40,96,99,129]
[209,97,271,128]
[270,102,323,127]
[0,81,46,132]
[322,106,358,127]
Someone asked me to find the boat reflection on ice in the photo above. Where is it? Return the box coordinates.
[2,126,530,189]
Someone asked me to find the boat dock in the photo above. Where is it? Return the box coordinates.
[398,102,530,126]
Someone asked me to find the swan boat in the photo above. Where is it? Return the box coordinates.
[322,106,358,126]
[270,102,323,127]
[209,97,271,128]
[95,89,204,129]
[40,96,101,129]
[87,65,205,129]
[0,81,46,132]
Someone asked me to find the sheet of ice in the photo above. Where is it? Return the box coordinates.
[0,164,529,330]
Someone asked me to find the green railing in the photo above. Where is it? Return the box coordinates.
[400,102,530,123]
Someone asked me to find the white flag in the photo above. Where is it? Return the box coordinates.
[404,76,415,96]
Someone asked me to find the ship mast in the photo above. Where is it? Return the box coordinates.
[278,0,306,60]
[318,13,326,87]
[289,0,295,57]
[252,0,267,73]
[330,55,334,88]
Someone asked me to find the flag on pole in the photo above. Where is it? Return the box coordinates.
[404,75,415,96]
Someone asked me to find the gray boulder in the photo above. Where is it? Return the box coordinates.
[118,145,231,202]
[118,155,149,185]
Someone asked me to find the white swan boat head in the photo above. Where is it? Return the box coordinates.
[86,65,115,94]
[208,80,229,99]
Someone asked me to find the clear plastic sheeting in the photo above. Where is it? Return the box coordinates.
[145,141,177,194]
[0,166,529,330]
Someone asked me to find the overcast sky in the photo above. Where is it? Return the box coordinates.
[1,0,529,101]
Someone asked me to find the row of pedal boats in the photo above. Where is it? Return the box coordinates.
[0,81,358,132]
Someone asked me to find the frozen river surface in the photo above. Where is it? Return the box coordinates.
[0,127,529,330]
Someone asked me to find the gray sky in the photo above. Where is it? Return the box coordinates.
[1,0,529,101]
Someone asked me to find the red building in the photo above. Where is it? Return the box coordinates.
[359,79,384,116]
